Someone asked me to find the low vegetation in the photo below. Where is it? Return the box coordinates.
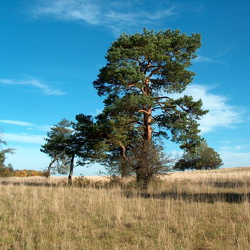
[0,168,46,177]
[0,167,249,249]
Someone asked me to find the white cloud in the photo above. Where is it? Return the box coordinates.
[219,150,250,168]
[89,109,102,117]
[0,120,34,127]
[31,0,178,34]
[3,133,45,145]
[0,119,51,132]
[194,55,224,64]
[4,145,105,175]
[220,145,250,151]
[33,0,101,25]
[0,78,65,96]
[145,7,177,20]
[171,84,244,134]
[4,146,50,171]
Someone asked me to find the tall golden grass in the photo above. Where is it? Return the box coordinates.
[0,167,249,249]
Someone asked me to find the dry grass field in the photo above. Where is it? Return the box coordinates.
[0,167,250,250]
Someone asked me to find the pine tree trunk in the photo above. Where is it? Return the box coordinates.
[46,158,56,178]
[144,108,152,142]
[133,80,153,188]
[136,171,151,189]
[68,154,75,186]
[135,108,152,189]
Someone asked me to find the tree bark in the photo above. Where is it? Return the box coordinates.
[136,170,152,189]
[143,108,152,142]
[136,79,153,189]
[143,78,152,142]
[68,154,75,186]
[46,158,56,178]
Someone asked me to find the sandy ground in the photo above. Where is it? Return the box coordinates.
[1,167,249,185]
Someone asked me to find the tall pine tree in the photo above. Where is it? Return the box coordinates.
[91,29,207,187]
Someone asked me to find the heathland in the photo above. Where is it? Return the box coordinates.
[0,167,249,249]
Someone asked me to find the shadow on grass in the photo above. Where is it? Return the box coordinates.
[0,181,57,187]
[1,180,249,204]
[124,191,250,204]
[210,181,250,188]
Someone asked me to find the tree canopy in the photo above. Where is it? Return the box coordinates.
[174,140,223,171]
[0,132,15,173]
[41,119,76,181]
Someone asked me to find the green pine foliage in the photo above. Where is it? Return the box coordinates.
[174,140,223,171]
[41,119,75,177]
[0,132,15,173]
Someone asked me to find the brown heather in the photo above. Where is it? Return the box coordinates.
[0,167,250,250]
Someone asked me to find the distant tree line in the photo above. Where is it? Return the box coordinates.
[0,131,47,177]
[0,166,47,177]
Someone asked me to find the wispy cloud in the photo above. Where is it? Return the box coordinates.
[194,55,226,65]
[219,150,250,168]
[220,144,250,151]
[4,146,50,170]
[0,78,65,96]
[171,84,244,134]
[33,0,100,25]
[0,119,51,132]
[31,0,178,34]
[218,142,250,167]
[0,120,34,127]
[190,85,244,133]
[3,133,45,145]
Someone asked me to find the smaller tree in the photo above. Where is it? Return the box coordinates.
[0,150,5,170]
[174,140,223,171]
[127,142,173,188]
[0,164,15,177]
[0,132,15,173]
[41,119,75,183]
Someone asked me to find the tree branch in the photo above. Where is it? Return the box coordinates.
[147,65,163,79]
[138,109,150,115]
[127,120,145,127]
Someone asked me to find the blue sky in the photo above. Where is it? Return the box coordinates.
[1,0,250,175]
